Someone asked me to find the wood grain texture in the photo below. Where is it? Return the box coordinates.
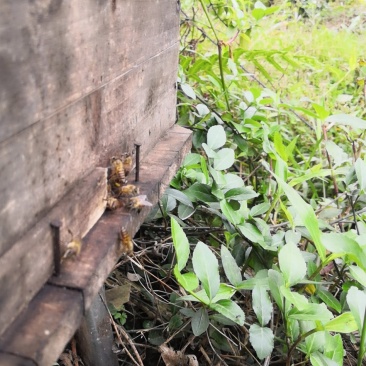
[0,0,179,142]
[0,353,36,366]
[0,285,83,366]
[0,45,178,257]
[0,168,107,337]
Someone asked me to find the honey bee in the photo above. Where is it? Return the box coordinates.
[121,153,133,176]
[115,184,139,197]
[110,156,127,184]
[106,196,121,210]
[119,227,134,255]
[62,239,82,261]
[127,195,153,212]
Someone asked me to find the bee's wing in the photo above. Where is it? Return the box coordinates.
[136,195,153,206]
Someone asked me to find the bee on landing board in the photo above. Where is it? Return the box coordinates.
[62,239,82,261]
[119,227,134,255]
[121,153,133,176]
[115,184,139,197]
[127,195,153,212]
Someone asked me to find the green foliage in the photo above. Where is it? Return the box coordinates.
[162,0,366,364]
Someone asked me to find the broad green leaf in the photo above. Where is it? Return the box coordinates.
[207,125,226,150]
[324,333,344,365]
[165,188,194,208]
[253,285,273,326]
[349,265,366,287]
[304,330,326,354]
[179,288,210,304]
[324,312,358,333]
[171,218,190,271]
[325,141,348,167]
[279,243,306,287]
[220,199,241,225]
[322,233,366,270]
[273,131,288,162]
[281,286,308,309]
[177,203,195,220]
[313,103,329,120]
[221,245,242,286]
[184,183,216,203]
[310,352,339,366]
[183,153,201,166]
[289,169,332,186]
[271,172,326,261]
[317,289,341,313]
[210,299,245,325]
[268,270,284,312]
[169,314,183,331]
[214,148,235,170]
[195,104,210,117]
[238,223,265,244]
[211,283,236,302]
[202,142,217,158]
[192,242,220,300]
[191,308,209,336]
[200,155,209,184]
[249,324,274,360]
[250,202,271,217]
[355,158,366,193]
[173,266,199,292]
[237,276,269,290]
[346,286,366,332]
[285,230,301,245]
[326,113,366,130]
[289,303,333,322]
[225,187,259,201]
[180,83,196,100]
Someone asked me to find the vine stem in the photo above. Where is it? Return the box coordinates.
[198,0,230,110]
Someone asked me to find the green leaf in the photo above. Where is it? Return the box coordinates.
[249,324,274,360]
[310,352,339,366]
[207,125,226,150]
[324,312,358,333]
[268,270,285,312]
[210,299,245,325]
[326,113,366,130]
[171,217,190,271]
[211,283,236,302]
[270,171,326,261]
[225,186,259,201]
[177,203,195,220]
[281,286,308,309]
[237,276,269,291]
[250,202,271,217]
[355,158,366,193]
[289,303,333,322]
[184,183,216,203]
[346,286,366,332]
[313,103,329,120]
[273,131,288,162]
[238,223,265,244]
[252,285,273,327]
[221,245,242,286]
[196,104,210,117]
[279,243,306,287]
[349,265,366,287]
[317,289,341,314]
[165,188,194,208]
[220,199,241,225]
[214,148,235,170]
[173,266,199,292]
[324,333,344,365]
[192,242,220,300]
[180,83,196,100]
[322,233,366,270]
[191,308,209,336]
[183,153,201,166]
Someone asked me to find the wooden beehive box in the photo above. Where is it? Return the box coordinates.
[0,1,191,365]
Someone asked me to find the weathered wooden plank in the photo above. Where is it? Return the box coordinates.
[49,125,192,310]
[0,168,107,338]
[0,0,179,142]
[0,45,178,257]
[0,353,36,366]
[0,285,83,366]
